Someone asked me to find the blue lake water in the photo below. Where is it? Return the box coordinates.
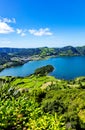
[0,56,85,80]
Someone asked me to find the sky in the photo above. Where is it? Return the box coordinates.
[0,0,85,48]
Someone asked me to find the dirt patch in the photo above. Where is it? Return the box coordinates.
[41,81,56,90]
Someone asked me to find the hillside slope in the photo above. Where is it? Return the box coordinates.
[0,75,85,129]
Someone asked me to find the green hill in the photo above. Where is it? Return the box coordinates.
[0,73,85,129]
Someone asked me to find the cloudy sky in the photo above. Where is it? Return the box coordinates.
[0,0,85,48]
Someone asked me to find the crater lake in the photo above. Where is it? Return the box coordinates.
[0,56,85,80]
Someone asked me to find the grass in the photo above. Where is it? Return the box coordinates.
[1,75,85,129]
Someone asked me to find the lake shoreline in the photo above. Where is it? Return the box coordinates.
[0,55,56,72]
[0,56,85,80]
[0,54,81,72]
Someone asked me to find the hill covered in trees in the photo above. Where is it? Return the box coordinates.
[1,46,85,57]
[34,65,54,76]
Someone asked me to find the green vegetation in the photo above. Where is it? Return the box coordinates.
[0,73,85,129]
[1,47,85,129]
[39,47,56,58]
[34,65,54,76]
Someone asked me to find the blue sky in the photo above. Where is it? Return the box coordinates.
[0,0,85,48]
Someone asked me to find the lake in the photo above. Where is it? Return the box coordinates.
[0,56,85,80]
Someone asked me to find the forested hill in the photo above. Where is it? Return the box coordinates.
[0,46,85,57]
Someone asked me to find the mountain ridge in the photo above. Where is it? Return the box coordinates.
[0,45,85,55]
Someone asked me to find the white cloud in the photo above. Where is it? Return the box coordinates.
[21,32,26,37]
[0,17,15,34]
[0,17,16,23]
[0,21,14,34]
[16,28,26,37]
[0,17,53,37]
[29,28,53,36]
[16,29,22,34]
[16,28,52,37]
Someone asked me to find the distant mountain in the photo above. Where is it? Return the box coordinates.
[56,46,80,56]
[0,46,85,56]
[0,46,84,57]
[76,46,85,55]
[39,46,85,56]
[0,48,41,56]
[0,52,11,64]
